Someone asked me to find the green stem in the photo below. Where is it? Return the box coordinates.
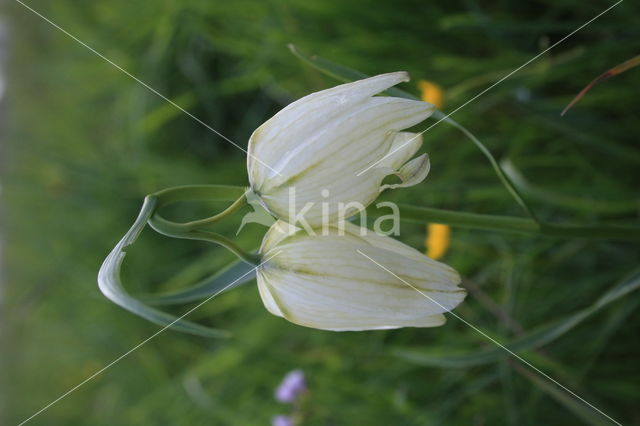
[155,190,248,230]
[386,204,539,234]
[540,223,640,241]
[149,213,261,266]
[288,46,541,221]
[152,184,247,206]
[431,110,541,222]
[147,185,261,265]
[368,204,640,241]
[147,184,640,241]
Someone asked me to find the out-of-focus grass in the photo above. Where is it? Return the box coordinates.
[2,0,640,424]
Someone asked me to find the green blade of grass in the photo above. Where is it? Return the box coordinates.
[394,268,640,367]
[512,361,614,426]
[370,203,640,240]
[562,54,640,116]
[140,258,257,306]
[501,158,640,215]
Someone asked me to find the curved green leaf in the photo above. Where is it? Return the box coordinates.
[513,363,615,426]
[153,184,247,207]
[394,269,640,367]
[289,44,539,220]
[562,54,640,116]
[383,204,539,234]
[141,258,257,306]
[290,46,640,241]
[97,195,231,338]
[429,109,539,220]
[501,158,640,215]
[367,203,640,240]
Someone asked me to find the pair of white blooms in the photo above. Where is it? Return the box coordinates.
[246,72,465,331]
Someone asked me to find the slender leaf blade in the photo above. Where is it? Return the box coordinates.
[514,364,614,426]
[395,269,640,367]
[97,196,230,338]
[141,258,257,306]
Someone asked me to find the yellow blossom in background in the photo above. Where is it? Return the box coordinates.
[425,223,451,260]
[418,80,451,259]
[418,80,444,109]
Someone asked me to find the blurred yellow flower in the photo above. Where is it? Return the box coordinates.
[418,80,450,259]
[418,80,444,109]
[425,223,451,260]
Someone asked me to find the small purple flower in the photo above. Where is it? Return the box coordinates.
[274,369,306,403]
[271,415,294,426]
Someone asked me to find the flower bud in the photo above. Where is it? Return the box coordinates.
[248,72,434,227]
[257,221,465,331]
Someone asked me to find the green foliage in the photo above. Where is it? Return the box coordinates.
[4,0,640,425]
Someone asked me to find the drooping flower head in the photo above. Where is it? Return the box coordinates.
[257,221,465,331]
[247,72,434,227]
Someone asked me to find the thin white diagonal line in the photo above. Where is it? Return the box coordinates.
[357,249,622,426]
[356,0,623,177]
[14,0,282,177]
[18,252,279,426]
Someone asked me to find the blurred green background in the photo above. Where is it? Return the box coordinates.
[2,0,640,424]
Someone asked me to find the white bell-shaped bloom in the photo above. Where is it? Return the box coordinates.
[257,221,465,331]
[247,72,434,227]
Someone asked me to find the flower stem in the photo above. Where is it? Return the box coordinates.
[539,222,640,241]
[155,189,248,230]
[147,185,261,265]
[390,204,539,233]
[371,204,640,241]
[148,213,261,266]
[147,184,640,241]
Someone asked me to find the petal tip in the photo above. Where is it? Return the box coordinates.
[395,71,410,83]
[373,71,410,88]
[388,71,410,85]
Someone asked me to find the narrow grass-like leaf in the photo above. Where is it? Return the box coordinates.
[97,196,230,338]
[386,204,539,234]
[394,269,640,367]
[512,362,614,426]
[139,91,197,135]
[502,159,640,214]
[141,258,257,306]
[369,203,640,241]
[153,184,247,207]
[289,44,368,85]
[562,54,640,116]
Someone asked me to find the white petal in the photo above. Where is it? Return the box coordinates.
[256,273,284,317]
[247,72,411,187]
[377,131,423,170]
[261,97,431,189]
[260,220,300,250]
[342,221,459,283]
[258,221,464,330]
[257,261,449,331]
[380,154,430,191]
[253,98,433,226]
